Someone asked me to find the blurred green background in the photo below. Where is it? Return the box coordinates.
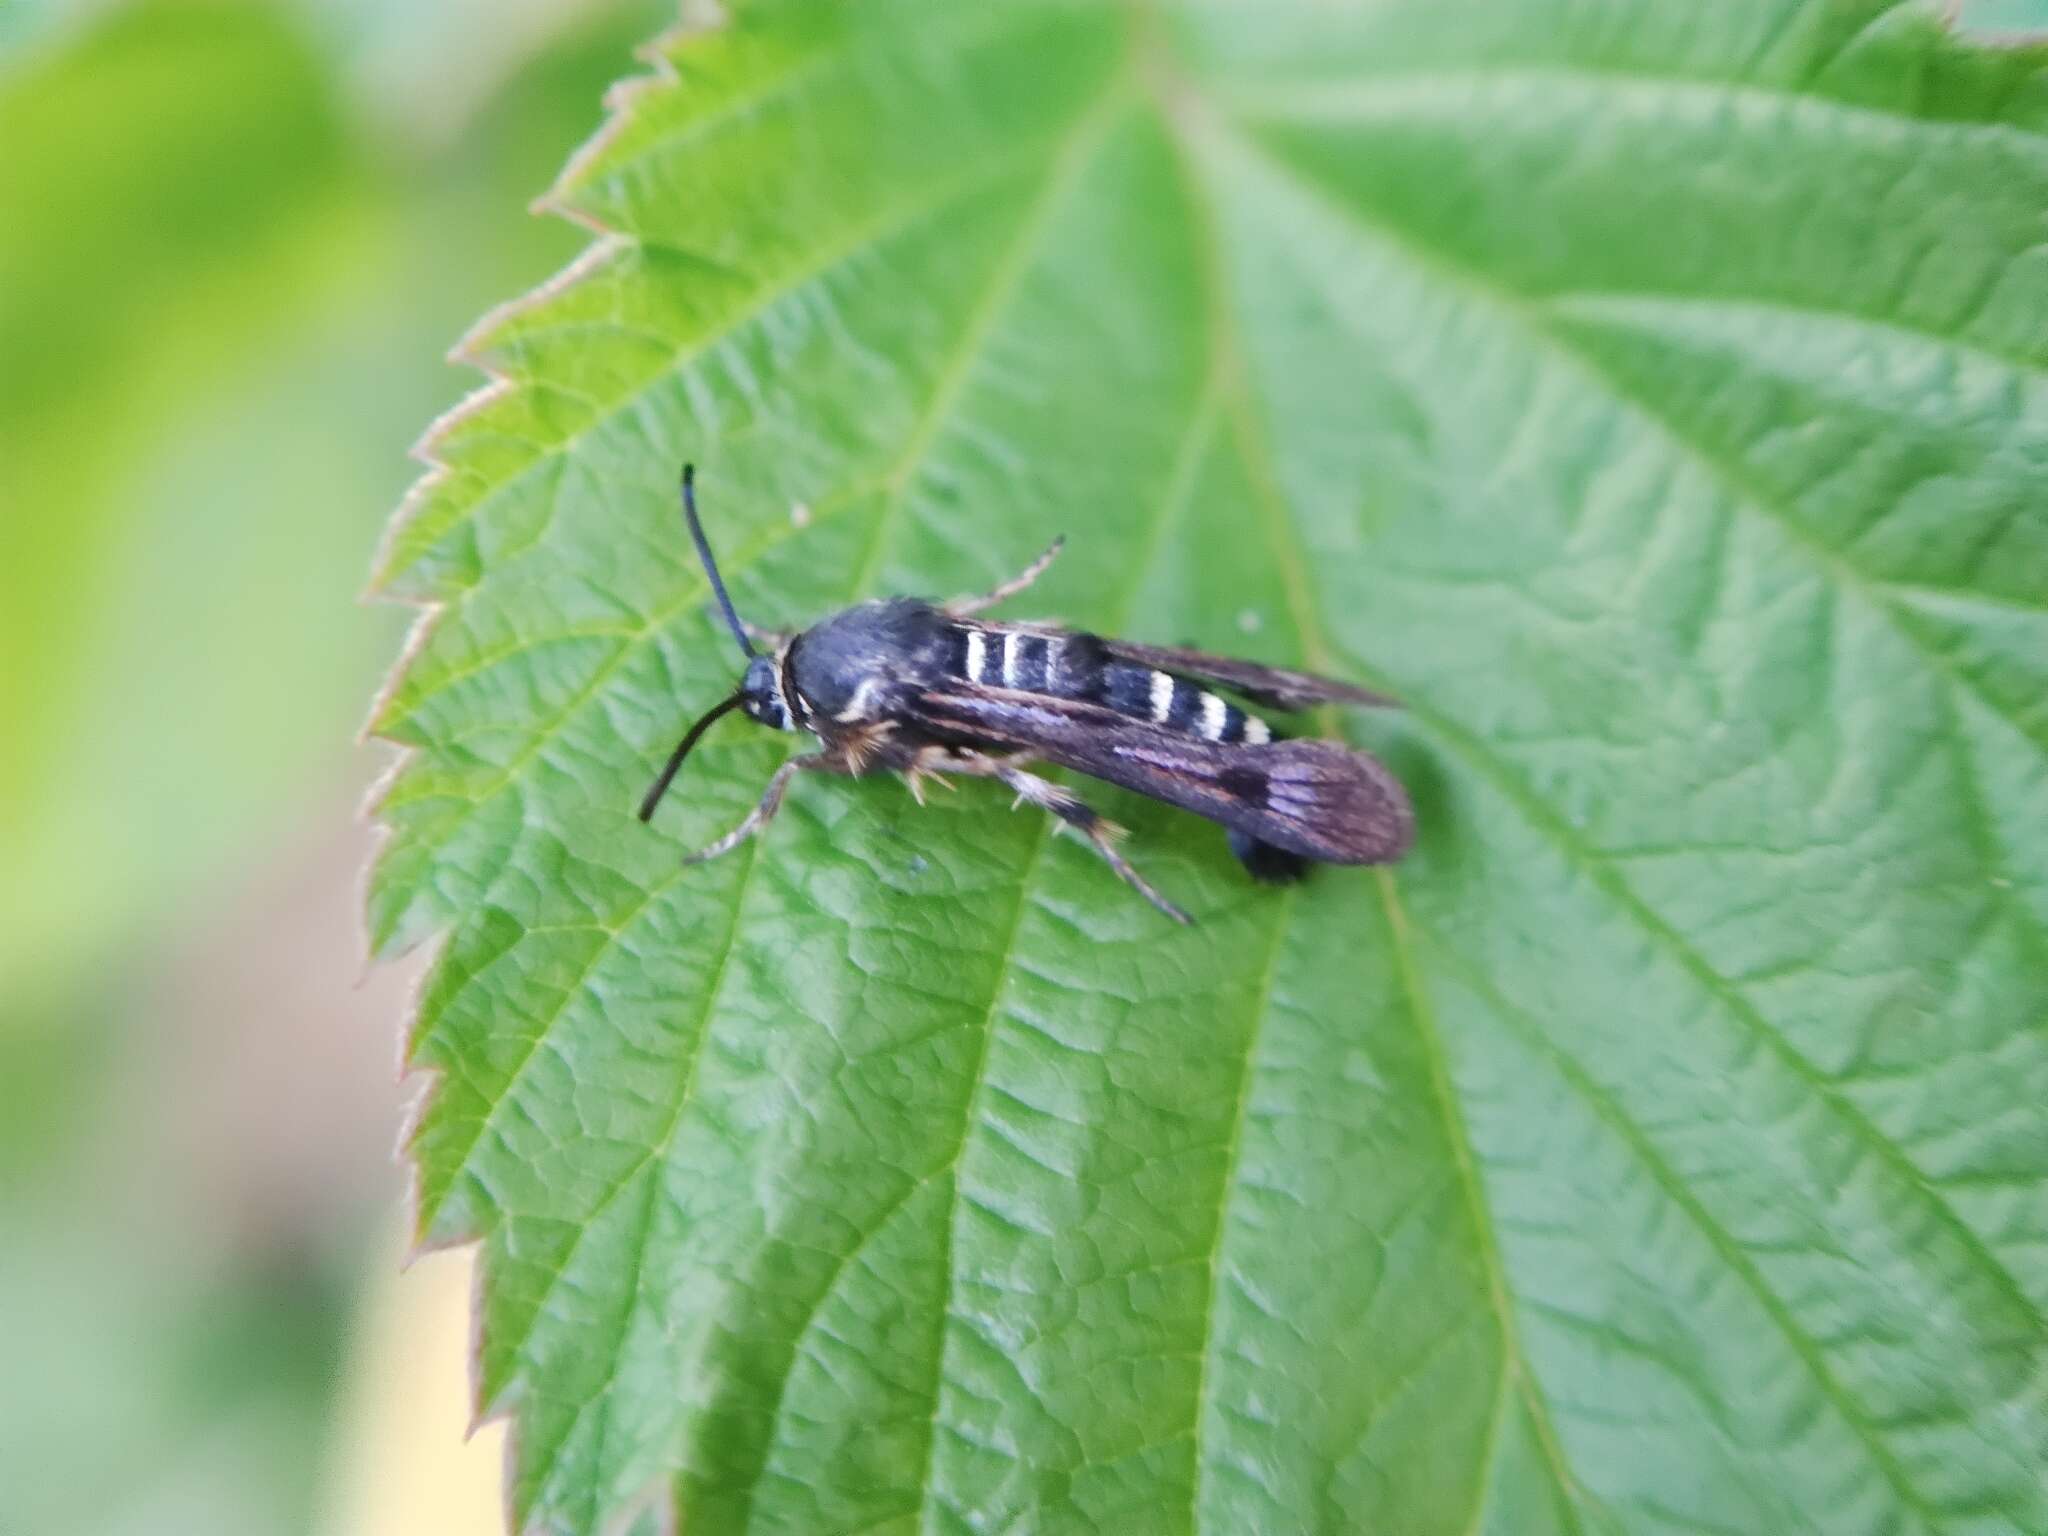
[2,2,2042,1534]
[0,3,665,1532]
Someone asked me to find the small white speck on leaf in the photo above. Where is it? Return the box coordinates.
[791,502,812,528]
[1237,608,1262,634]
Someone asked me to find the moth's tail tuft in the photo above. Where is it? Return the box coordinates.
[1227,828,1313,884]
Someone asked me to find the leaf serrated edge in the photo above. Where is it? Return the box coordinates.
[361,2,723,606]
[532,8,718,238]
[355,18,735,1536]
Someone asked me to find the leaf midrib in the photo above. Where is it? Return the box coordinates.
[1162,89,1592,1525]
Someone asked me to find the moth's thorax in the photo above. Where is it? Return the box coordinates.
[786,598,954,724]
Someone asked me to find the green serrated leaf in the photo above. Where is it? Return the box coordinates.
[369,2,2048,1532]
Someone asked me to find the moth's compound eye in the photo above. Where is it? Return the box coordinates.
[740,655,790,729]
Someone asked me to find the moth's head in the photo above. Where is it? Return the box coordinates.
[638,463,801,825]
[739,652,793,731]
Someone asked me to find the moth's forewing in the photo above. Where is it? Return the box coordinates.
[915,686,1412,864]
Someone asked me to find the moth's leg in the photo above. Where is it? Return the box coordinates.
[1226,827,1312,884]
[680,750,845,867]
[991,761,1192,926]
[897,742,1027,805]
[900,744,960,807]
[895,746,1188,921]
[835,719,900,776]
[944,537,1064,618]
[739,620,792,648]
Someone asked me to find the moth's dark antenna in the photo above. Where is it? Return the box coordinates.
[680,463,758,659]
[638,690,746,822]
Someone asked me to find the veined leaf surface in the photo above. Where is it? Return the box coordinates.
[368,3,2048,1531]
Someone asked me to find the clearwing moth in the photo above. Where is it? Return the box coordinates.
[638,465,1413,924]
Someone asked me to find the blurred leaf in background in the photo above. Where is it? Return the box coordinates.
[1961,0,2048,36]
[0,3,366,1001]
[0,3,665,1534]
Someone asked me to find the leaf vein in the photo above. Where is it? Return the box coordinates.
[490,827,763,1488]
[381,140,1059,595]
[1223,60,2048,150]
[1376,873,1592,1533]
[1210,127,2048,1337]
[1185,886,1295,1536]
[1414,921,1960,1529]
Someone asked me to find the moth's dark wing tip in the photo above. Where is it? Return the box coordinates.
[1329,679,1402,709]
[1266,676,1398,711]
[1227,828,1314,884]
[1264,738,1415,864]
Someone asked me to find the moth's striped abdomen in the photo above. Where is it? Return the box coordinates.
[950,623,1272,745]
